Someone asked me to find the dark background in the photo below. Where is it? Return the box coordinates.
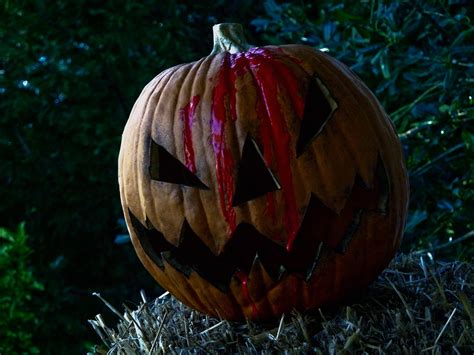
[1,0,472,353]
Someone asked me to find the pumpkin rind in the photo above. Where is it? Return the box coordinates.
[118,26,409,321]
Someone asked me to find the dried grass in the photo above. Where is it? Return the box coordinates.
[89,254,473,354]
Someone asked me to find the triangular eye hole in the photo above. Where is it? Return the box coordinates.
[232,135,281,206]
[149,140,209,189]
[128,210,172,270]
[296,76,338,157]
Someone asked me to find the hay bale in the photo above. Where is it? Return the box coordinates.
[89,254,473,354]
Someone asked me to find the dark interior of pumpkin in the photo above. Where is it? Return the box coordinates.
[232,135,281,206]
[296,75,337,156]
[149,140,209,189]
[129,157,388,292]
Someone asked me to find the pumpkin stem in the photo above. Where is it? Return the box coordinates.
[211,23,253,54]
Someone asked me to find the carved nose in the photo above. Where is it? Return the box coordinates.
[232,135,281,206]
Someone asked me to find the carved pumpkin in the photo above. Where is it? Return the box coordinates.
[118,23,409,321]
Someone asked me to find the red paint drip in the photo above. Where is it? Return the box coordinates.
[211,48,306,248]
[234,270,258,318]
[255,96,277,221]
[211,55,238,233]
[245,48,305,251]
[180,95,200,173]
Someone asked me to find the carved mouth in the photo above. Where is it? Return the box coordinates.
[129,159,388,292]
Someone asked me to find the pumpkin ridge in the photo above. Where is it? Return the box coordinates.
[169,59,203,174]
[171,56,225,253]
[330,56,408,246]
[277,45,312,74]
[185,55,226,254]
[242,48,302,251]
[277,46,378,185]
[180,95,200,173]
[128,67,176,223]
[210,53,239,236]
[161,258,215,314]
[228,56,280,231]
[299,46,381,190]
[146,62,197,247]
[270,45,356,216]
[174,57,208,173]
[299,125,357,214]
[120,70,167,211]
[311,49,387,143]
[194,268,244,319]
[314,51,407,249]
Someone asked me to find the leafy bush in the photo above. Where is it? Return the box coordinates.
[252,0,474,259]
[0,223,43,354]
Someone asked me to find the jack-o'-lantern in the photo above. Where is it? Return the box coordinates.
[118,23,409,320]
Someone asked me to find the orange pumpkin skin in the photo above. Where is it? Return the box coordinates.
[118,25,409,321]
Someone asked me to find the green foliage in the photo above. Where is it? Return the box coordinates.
[252,0,474,259]
[0,223,43,354]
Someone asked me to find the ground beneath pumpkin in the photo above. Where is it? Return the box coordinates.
[89,254,473,354]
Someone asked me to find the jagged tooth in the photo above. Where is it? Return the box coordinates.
[200,275,230,294]
[335,209,364,254]
[277,264,287,281]
[354,174,371,189]
[248,252,264,280]
[179,219,195,247]
[259,257,283,283]
[195,268,231,293]
[305,242,324,281]
[153,254,165,271]
[128,209,173,270]
[251,253,261,269]
[162,249,231,292]
[144,216,153,229]
[250,252,285,280]
[161,251,193,277]
[258,260,286,282]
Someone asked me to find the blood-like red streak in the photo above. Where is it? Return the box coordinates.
[211,55,237,233]
[245,48,305,251]
[211,48,305,250]
[180,95,200,173]
[234,270,258,318]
